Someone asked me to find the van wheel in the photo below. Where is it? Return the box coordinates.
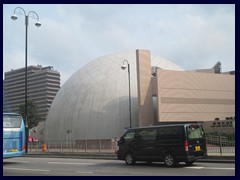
[125,153,135,165]
[164,153,176,167]
[185,161,195,166]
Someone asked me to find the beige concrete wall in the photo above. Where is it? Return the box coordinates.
[136,49,154,126]
[156,69,235,122]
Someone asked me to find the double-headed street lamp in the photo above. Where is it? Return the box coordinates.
[121,60,132,128]
[11,7,41,153]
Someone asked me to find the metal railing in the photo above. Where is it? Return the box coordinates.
[206,135,235,156]
[28,139,117,153]
[28,136,235,156]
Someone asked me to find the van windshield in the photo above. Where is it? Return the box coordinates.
[187,125,204,139]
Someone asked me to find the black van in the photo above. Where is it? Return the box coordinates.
[116,123,207,167]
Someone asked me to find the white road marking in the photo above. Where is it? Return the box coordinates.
[206,167,235,170]
[48,162,95,165]
[4,167,50,172]
[76,171,93,174]
[185,167,235,170]
[185,167,204,169]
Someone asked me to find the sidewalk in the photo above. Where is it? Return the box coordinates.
[26,151,235,163]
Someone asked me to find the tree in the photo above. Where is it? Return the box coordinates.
[18,100,41,129]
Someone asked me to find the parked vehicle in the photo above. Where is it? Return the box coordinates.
[116,123,207,167]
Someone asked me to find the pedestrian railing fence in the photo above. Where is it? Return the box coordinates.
[206,135,235,156]
[29,139,117,153]
[28,136,235,156]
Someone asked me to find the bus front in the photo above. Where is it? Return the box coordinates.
[3,113,26,158]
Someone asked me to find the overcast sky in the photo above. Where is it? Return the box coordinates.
[3,4,235,85]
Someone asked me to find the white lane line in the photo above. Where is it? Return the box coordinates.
[48,162,95,165]
[76,171,93,174]
[4,167,50,172]
[185,167,204,169]
[206,167,235,170]
[185,167,235,170]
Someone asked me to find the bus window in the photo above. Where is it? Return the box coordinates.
[3,115,21,128]
[3,121,11,127]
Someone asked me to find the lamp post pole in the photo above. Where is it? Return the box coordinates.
[121,60,132,128]
[11,7,41,153]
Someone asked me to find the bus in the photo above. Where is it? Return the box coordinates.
[3,113,26,158]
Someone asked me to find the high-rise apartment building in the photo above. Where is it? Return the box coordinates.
[3,65,60,121]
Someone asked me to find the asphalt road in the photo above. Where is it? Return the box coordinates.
[3,157,235,176]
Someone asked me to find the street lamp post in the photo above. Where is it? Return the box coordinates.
[11,7,41,153]
[121,60,132,128]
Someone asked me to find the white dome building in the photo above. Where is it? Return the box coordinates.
[44,52,183,141]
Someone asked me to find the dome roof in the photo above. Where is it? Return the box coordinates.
[44,52,183,140]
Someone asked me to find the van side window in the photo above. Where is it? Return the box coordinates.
[138,129,157,140]
[123,131,135,140]
[157,127,183,140]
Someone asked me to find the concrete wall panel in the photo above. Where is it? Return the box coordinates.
[156,70,235,122]
[136,50,154,126]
